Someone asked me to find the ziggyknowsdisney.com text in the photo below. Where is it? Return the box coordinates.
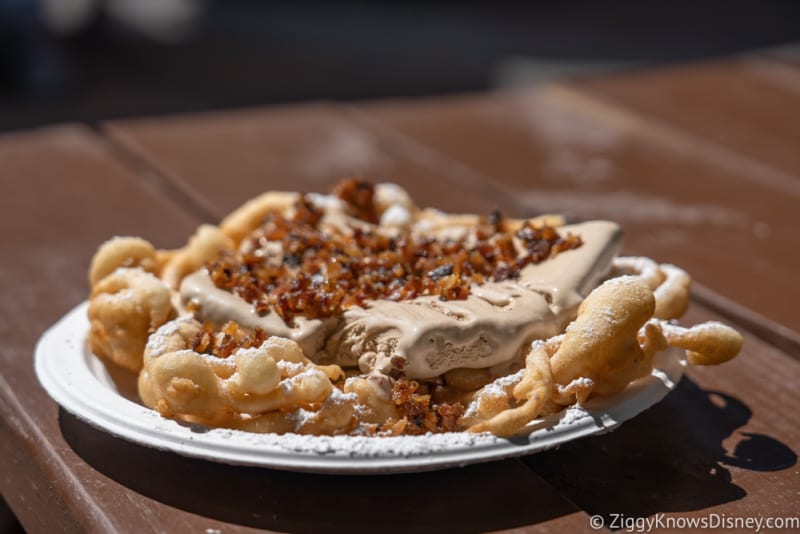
[590,513,800,532]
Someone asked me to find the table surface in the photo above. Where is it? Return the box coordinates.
[2,53,799,533]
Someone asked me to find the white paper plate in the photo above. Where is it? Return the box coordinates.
[35,302,685,474]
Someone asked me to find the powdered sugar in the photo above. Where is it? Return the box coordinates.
[203,425,501,458]
[281,368,323,391]
[175,401,593,459]
[554,404,591,427]
[463,369,524,418]
[145,316,195,356]
[559,377,594,393]
[276,359,305,375]
[197,352,236,369]
[480,369,524,399]
[287,407,317,429]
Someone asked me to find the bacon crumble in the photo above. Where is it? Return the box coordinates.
[190,320,269,359]
[206,181,582,323]
[381,379,465,435]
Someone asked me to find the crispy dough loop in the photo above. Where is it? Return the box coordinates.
[223,367,332,414]
[459,377,517,428]
[653,320,743,366]
[138,318,352,433]
[161,225,234,290]
[344,374,399,424]
[88,267,176,372]
[234,389,357,435]
[292,391,357,435]
[219,191,299,244]
[89,236,159,287]
[467,341,553,437]
[612,257,690,320]
[613,256,664,289]
[550,276,655,399]
[141,350,225,420]
[444,367,494,392]
[652,264,691,320]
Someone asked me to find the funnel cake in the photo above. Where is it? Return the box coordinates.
[86,179,742,437]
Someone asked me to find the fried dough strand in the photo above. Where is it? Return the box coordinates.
[219,191,300,244]
[467,341,553,436]
[161,225,234,290]
[643,320,743,366]
[551,276,656,399]
[88,236,159,287]
[138,318,355,434]
[88,267,176,372]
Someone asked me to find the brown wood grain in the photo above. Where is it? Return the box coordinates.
[570,58,800,179]
[0,125,198,532]
[103,103,518,223]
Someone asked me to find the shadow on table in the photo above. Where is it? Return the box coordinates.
[59,410,578,533]
[524,375,797,523]
[60,375,796,532]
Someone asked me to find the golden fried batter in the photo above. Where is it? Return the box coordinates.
[88,267,175,372]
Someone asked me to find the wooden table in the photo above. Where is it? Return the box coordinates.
[2,54,799,533]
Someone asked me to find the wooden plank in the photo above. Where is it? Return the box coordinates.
[103,103,517,222]
[570,59,800,179]
[58,410,588,533]
[356,88,800,334]
[0,125,198,532]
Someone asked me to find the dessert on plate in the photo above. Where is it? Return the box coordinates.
[86,179,742,437]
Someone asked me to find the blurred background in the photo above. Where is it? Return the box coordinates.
[1,3,799,532]
[1,0,799,133]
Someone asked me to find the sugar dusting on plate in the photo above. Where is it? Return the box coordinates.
[194,426,503,458]
[156,402,595,459]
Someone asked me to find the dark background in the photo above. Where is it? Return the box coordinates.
[1,0,799,133]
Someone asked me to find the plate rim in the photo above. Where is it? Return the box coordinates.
[35,301,685,474]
